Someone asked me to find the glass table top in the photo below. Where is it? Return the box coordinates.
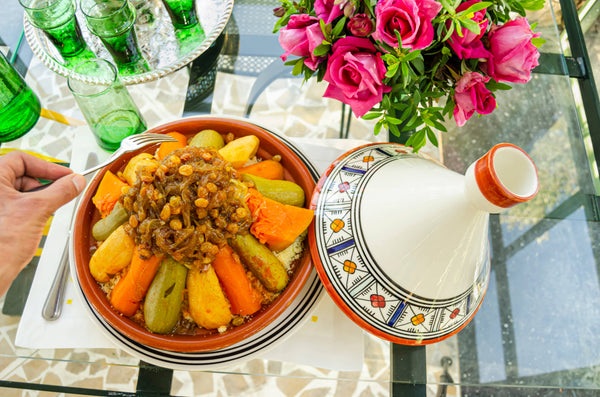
[1,0,600,395]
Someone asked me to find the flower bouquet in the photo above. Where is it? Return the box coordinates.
[273,0,545,150]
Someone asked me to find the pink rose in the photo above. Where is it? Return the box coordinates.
[314,0,344,24]
[447,0,491,59]
[483,18,540,83]
[453,72,496,127]
[348,13,373,37]
[278,14,326,70]
[323,37,391,117]
[372,0,442,50]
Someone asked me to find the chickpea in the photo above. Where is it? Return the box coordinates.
[226,223,240,234]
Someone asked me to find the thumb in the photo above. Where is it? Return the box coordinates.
[38,173,87,210]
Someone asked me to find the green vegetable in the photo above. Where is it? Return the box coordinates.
[188,129,225,149]
[241,173,305,207]
[92,202,129,241]
[143,257,188,334]
[229,233,289,292]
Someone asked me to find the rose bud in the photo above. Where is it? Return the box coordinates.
[348,13,373,37]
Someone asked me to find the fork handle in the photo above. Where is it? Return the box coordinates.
[42,239,70,321]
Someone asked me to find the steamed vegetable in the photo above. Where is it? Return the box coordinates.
[92,202,128,241]
[189,129,225,149]
[109,246,163,317]
[241,173,305,207]
[122,153,158,185]
[89,225,135,283]
[245,188,314,252]
[92,170,129,217]
[239,159,284,180]
[157,131,187,160]
[187,265,232,329]
[218,135,260,168]
[144,257,188,334]
[229,232,289,292]
[212,245,262,316]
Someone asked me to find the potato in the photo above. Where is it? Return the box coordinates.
[187,265,232,329]
[89,225,135,283]
[218,135,260,168]
[189,129,225,149]
[122,153,159,185]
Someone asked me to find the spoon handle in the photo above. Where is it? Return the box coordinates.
[41,240,70,321]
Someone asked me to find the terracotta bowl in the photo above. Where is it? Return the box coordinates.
[71,116,316,352]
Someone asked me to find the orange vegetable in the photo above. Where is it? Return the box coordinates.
[109,246,163,317]
[245,188,314,251]
[239,159,284,180]
[157,132,187,160]
[92,170,129,217]
[212,245,263,316]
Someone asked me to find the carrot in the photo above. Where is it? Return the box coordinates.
[239,159,284,180]
[245,188,314,251]
[92,170,129,217]
[157,131,187,160]
[109,246,163,317]
[212,245,263,316]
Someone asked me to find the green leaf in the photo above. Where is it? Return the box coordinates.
[442,21,456,41]
[412,57,425,74]
[459,1,491,16]
[531,37,546,48]
[460,19,481,35]
[313,44,330,56]
[363,112,383,120]
[386,62,399,78]
[332,16,347,37]
[403,49,421,62]
[292,58,304,76]
[486,80,512,91]
[386,116,404,125]
[374,119,383,135]
[426,128,439,147]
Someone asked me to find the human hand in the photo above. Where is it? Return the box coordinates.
[0,151,86,296]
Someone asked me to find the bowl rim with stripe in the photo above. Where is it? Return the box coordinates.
[71,116,316,352]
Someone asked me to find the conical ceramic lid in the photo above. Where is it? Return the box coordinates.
[308,143,538,345]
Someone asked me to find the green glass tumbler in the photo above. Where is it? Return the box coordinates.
[162,0,198,29]
[68,59,146,151]
[0,52,42,142]
[19,0,87,58]
[80,0,145,66]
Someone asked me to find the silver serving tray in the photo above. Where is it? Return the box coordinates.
[24,0,233,85]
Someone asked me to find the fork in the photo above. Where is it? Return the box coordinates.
[80,132,177,175]
[29,133,177,194]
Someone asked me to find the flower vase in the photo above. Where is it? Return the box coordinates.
[309,142,539,344]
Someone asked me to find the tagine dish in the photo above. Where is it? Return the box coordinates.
[71,118,317,352]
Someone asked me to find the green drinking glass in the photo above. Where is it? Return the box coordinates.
[68,58,146,151]
[19,0,88,58]
[0,52,42,142]
[80,0,148,70]
[162,0,198,29]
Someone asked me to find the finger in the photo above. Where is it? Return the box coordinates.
[15,175,44,191]
[26,173,86,212]
[0,151,73,181]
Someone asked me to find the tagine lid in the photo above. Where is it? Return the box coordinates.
[307,143,492,345]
